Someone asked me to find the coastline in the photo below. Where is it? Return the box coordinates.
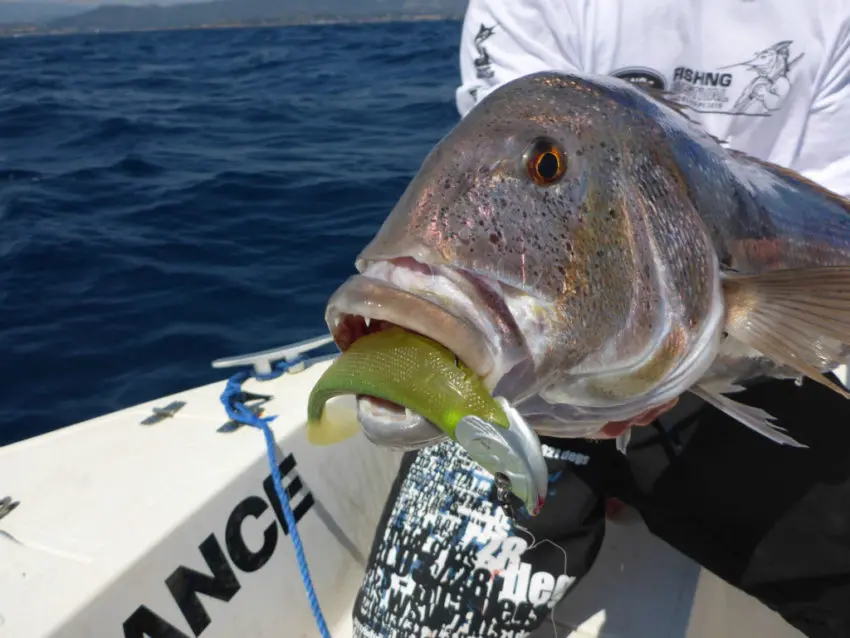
[0,13,463,39]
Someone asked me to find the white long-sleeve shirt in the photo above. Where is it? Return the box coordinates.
[456,0,850,197]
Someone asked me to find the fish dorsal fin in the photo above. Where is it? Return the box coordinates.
[722,266,850,399]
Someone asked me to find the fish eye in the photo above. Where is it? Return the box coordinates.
[525,138,566,186]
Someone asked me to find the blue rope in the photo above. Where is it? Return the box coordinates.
[219,356,331,638]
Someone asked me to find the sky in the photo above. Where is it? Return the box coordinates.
[0,0,200,5]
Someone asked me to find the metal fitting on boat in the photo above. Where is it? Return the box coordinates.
[0,496,19,521]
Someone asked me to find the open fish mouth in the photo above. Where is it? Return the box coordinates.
[328,280,496,378]
[325,274,495,450]
[325,259,527,450]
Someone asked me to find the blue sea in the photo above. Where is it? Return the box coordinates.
[0,21,463,445]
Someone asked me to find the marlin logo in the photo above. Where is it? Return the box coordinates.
[473,23,497,80]
[723,40,804,114]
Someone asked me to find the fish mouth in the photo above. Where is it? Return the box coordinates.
[325,258,530,450]
[328,277,497,380]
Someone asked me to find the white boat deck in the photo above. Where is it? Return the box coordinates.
[0,357,804,638]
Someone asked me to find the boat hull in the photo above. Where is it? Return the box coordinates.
[0,359,803,637]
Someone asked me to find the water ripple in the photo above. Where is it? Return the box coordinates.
[0,20,463,444]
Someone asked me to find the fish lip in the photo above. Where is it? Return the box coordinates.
[326,274,499,382]
[354,257,533,383]
[325,261,536,449]
[356,397,448,451]
[326,273,498,450]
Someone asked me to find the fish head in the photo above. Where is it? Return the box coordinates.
[327,71,723,442]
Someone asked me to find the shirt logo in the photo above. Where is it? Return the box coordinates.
[473,23,497,80]
[671,40,804,116]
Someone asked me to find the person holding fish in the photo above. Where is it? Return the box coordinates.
[307,1,850,637]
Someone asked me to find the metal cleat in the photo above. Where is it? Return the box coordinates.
[0,496,19,521]
[211,334,337,378]
[140,401,187,426]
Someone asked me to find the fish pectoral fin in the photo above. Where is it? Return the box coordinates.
[615,429,631,455]
[691,384,807,448]
[834,364,850,389]
[723,266,850,399]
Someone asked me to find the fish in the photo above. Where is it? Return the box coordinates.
[321,70,850,451]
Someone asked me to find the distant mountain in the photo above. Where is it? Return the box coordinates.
[0,2,88,24]
[43,0,467,32]
[0,0,211,26]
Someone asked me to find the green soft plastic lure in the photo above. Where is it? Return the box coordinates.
[306,327,509,445]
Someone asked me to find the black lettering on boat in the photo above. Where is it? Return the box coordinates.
[262,455,315,533]
[123,605,190,638]
[122,454,315,637]
[166,535,240,635]
[225,495,278,572]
